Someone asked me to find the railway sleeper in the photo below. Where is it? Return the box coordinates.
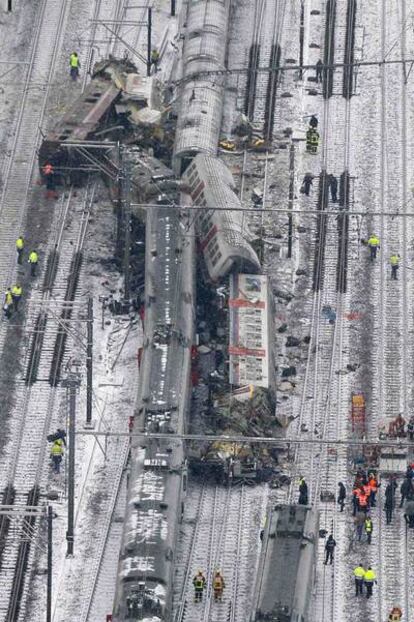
[323,0,336,99]
[0,485,16,569]
[6,486,40,622]
[49,251,83,386]
[25,313,48,385]
[343,0,357,98]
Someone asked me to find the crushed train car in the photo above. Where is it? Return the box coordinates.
[38,58,162,185]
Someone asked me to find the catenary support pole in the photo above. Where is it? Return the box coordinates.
[86,298,93,424]
[287,142,295,258]
[299,1,304,80]
[147,7,152,77]
[123,157,131,301]
[47,505,53,622]
[63,375,80,556]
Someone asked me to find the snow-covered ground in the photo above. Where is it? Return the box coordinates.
[1,0,414,620]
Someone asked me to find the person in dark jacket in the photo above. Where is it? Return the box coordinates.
[407,417,414,441]
[404,499,414,528]
[324,534,336,564]
[385,483,395,524]
[328,174,338,202]
[400,478,413,507]
[298,477,308,505]
[302,173,314,196]
[338,482,346,512]
[309,114,318,128]
[354,511,365,541]
[315,59,323,82]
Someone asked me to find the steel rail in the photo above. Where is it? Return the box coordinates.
[376,0,410,619]
[177,485,223,622]
[227,486,245,622]
[202,485,243,622]
[316,2,358,619]
[174,482,209,622]
[79,443,129,622]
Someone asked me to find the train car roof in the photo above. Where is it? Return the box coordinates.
[44,77,120,144]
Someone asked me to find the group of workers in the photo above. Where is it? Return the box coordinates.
[3,237,39,319]
[302,170,338,201]
[365,235,401,279]
[193,570,225,603]
[353,564,377,598]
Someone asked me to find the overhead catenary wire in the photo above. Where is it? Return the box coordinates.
[130,202,414,217]
[171,56,414,84]
[78,429,414,448]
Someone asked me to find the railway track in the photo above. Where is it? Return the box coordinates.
[0,0,71,355]
[288,2,361,618]
[78,447,129,622]
[0,187,92,621]
[374,0,411,619]
[173,482,267,622]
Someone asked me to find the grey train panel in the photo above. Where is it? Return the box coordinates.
[252,505,318,622]
[173,0,231,167]
[113,195,195,621]
[182,154,261,280]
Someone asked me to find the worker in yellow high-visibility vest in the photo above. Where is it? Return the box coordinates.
[69,52,80,81]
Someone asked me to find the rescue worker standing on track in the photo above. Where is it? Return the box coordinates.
[337,481,346,512]
[28,249,39,277]
[390,253,400,280]
[193,571,206,603]
[316,59,323,82]
[213,571,225,602]
[364,566,377,599]
[385,481,396,524]
[298,477,308,505]
[324,534,336,565]
[408,416,414,441]
[69,52,80,81]
[151,48,160,71]
[364,515,373,544]
[306,128,319,154]
[11,284,22,311]
[388,607,402,621]
[16,236,24,265]
[3,288,13,319]
[368,473,378,507]
[367,234,380,260]
[309,114,318,129]
[354,564,365,596]
[301,173,313,196]
[42,162,58,199]
[50,438,64,473]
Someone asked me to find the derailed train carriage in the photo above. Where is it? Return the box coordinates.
[112,188,195,621]
[182,154,260,281]
[173,0,230,172]
[251,505,318,622]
